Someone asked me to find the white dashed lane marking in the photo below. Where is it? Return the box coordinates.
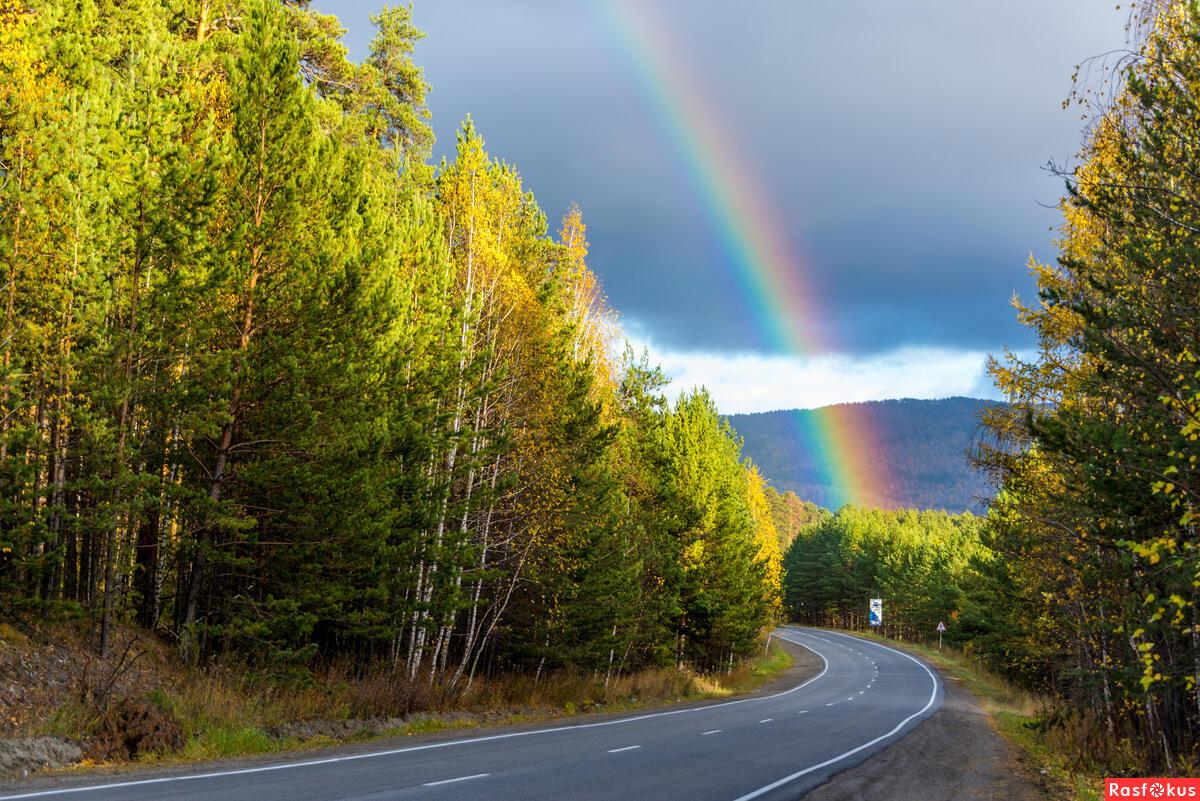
[423,774,489,787]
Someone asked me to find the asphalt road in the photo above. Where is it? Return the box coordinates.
[0,627,941,801]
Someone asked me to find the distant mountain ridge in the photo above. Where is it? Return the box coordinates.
[728,397,1001,512]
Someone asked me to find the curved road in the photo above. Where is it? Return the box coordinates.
[0,628,941,801]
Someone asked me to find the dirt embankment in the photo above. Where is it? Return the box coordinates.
[0,738,83,779]
[0,622,179,737]
[0,621,182,777]
[803,668,1049,801]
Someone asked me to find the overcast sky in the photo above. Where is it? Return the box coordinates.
[313,0,1129,412]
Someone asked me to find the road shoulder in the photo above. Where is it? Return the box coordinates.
[803,658,1049,801]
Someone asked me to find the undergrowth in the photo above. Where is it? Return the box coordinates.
[36,634,794,769]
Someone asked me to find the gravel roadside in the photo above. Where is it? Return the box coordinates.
[800,665,1049,800]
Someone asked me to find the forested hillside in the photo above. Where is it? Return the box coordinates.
[0,0,781,681]
[730,397,1000,511]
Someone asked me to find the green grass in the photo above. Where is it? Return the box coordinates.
[176,725,284,761]
[727,639,794,692]
[755,639,796,676]
[375,716,482,740]
[151,717,483,766]
[846,629,1101,801]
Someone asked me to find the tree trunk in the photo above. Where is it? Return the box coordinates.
[133,507,160,628]
[40,416,68,605]
[184,241,259,654]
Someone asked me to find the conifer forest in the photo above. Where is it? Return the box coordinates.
[0,0,783,681]
[3,0,1200,784]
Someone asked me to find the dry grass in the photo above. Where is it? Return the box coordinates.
[31,634,795,766]
[851,630,1157,801]
[140,652,793,762]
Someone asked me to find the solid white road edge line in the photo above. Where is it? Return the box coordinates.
[422,773,489,787]
[728,627,941,801]
[0,633,831,801]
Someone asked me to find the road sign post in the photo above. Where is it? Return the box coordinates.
[936,621,946,650]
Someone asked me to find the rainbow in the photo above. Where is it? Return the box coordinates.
[591,0,887,509]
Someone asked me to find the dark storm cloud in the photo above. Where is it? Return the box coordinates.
[315,0,1128,356]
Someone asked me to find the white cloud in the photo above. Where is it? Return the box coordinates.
[622,336,1007,414]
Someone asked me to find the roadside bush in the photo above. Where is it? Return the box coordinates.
[86,699,184,761]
